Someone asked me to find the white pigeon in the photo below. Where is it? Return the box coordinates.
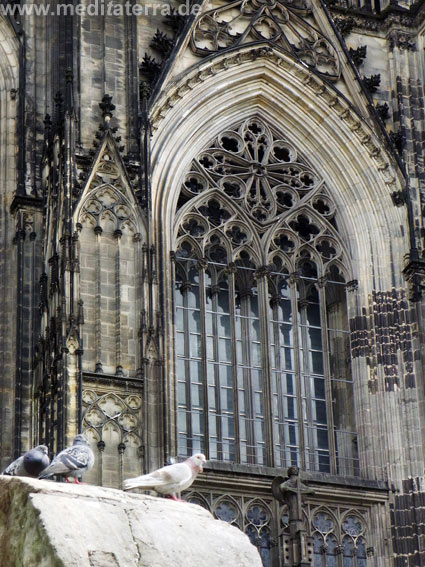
[39,434,94,483]
[2,445,50,478]
[123,453,206,500]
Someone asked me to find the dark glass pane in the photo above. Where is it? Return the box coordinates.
[218,314,231,336]
[178,410,187,434]
[307,304,321,326]
[189,309,201,332]
[178,381,186,405]
[315,401,327,424]
[219,364,233,387]
[252,342,262,367]
[191,384,203,408]
[218,289,230,313]
[308,327,322,350]
[356,538,367,567]
[326,535,338,567]
[285,374,295,395]
[176,307,184,328]
[311,351,324,375]
[219,338,232,362]
[208,385,216,410]
[279,323,292,346]
[313,533,323,567]
[343,536,354,567]
[220,388,234,412]
[187,287,200,309]
[190,333,202,358]
[313,378,326,400]
[176,331,185,356]
[215,500,239,523]
[282,347,294,371]
[279,300,292,322]
[205,311,213,333]
[285,397,297,420]
[318,451,330,472]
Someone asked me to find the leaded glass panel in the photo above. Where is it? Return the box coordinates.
[174,116,357,474]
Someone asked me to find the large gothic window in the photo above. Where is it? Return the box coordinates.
[173,117,358,474]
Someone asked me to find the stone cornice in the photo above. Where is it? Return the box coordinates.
[329,0,425,33]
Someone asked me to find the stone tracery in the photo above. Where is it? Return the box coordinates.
[174,116,357,475]
[191,0,341,79]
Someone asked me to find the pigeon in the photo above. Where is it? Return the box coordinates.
[39,434,94,483]
[123,453,206,500]
[2,445,50,478]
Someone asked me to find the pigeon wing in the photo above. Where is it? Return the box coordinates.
[2,456,25,476]
[59,447,91,470]
[40,447,90,477]
[123,462,191,491]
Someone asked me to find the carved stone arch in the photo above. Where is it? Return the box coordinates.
[152,45,407,299]
[175,235,204,261]
[203,228,233,264]
[244,497,273,519]
[213,495,243,527]
[325,260,350,284]
[175,188,263,253]
[184,491,211,511]
[78,182,139,234]
[102,419,122,440]
[294,244,322,278]
[74,133,145,238]
[310,506,340,539]
[84,426,101,443]
[340,509,369,536]
[267,249,293,275]
[122,430,142,446]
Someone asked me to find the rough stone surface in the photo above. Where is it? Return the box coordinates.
[0,476,262,567]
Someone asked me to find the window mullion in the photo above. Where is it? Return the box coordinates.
[228,268,240,463]
[257,270,274,467]
[318,279,337,475]
[271,299,285,466]
[182,275,192,455]
[198,263,209,458]
[298,292,314,471]
[211,283,222,461]
[289,272,306,470]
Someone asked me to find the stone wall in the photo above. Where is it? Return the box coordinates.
[0,475,262,567]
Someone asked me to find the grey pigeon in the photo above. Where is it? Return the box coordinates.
[39,434,94,483]
[2,445,50,478]
[123,453,206,500]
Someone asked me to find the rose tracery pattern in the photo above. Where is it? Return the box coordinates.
[176,117,347,277]
[191,0,341,79]
[178,118,320,228]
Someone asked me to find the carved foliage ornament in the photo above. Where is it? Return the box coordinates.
[191,0,341,79]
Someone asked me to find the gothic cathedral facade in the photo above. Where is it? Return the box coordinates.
[0,0,425,564]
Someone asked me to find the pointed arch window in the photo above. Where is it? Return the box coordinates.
[173,117,358,474]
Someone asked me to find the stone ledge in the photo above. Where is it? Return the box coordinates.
[0,476,262,567]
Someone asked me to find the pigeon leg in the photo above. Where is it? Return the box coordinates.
[166,494,184,502]
[64,477,71,483]
[74,478,82,484]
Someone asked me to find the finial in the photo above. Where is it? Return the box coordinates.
[99,94,115,126]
